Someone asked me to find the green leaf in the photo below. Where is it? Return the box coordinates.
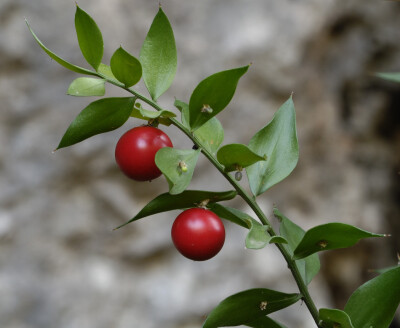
[245,316,287,328]
[293,223,385,260]
[195,117,224,154]
[75,5,103,70]
[155,148,201,195]
[114,190,237,230]
[140,8,177,100]
[245,220,271,250]
[375,72,400,83]
[110,47,142,87]
[319,308,354,328]
[97,63,118,81]
[344,266,400,328]
[207,203,253,229]
[275,208,320,285]
[26,20,97,76]
[217,143,266,172]
[174,99,190,128]
[202,288,301,328]
[57,97,134,149]
[67,77,105,97]
[246,97,299,196]
[189,65,249,131]
[130,103,174,126]
[245,219,287,250]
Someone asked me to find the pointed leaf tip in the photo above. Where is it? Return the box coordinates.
[75,5,104,70]
[140,7,177,100]
[189,65,249,131]
[57,97,134,149]
[26,21,97,76]
[293,222,385,259]
[246,97,299,196]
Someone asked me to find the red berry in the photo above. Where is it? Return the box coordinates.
[171,208,225,261]
[115,126,173,181]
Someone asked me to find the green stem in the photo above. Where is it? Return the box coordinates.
[101,75,321,327]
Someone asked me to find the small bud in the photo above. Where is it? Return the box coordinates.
[179,161,188,172]
[235,171,242,181]
[198,199,210,208]
[201,104,213,114]
[259,301,268,311]
[318,240,328,248]
[147,119,159,127]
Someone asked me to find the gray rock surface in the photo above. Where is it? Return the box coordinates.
[1,0,399,327]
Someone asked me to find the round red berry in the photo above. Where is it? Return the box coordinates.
[171,208,225,261]
[115,126,173,181]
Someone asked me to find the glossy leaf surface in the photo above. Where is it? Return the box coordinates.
[67,77,105,96]
[344,266,400,328]
[293,223,385,260]
[114,190,237,229]
[245,316,287,328]
[246,97,298,196]
[319,308,354,328]
[189,66,249,131]
[203,288,301,328]
[155,148,201,195]
[57,97,134,149]
[110,47,142,87]
[275,208,320,285]
[217,143,266,172]
[140,8,177,100]
[26,20,96,76]
[75,5,103,70]
[375,72,400,83]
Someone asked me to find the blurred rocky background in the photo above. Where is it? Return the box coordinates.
[1,0,399,327]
